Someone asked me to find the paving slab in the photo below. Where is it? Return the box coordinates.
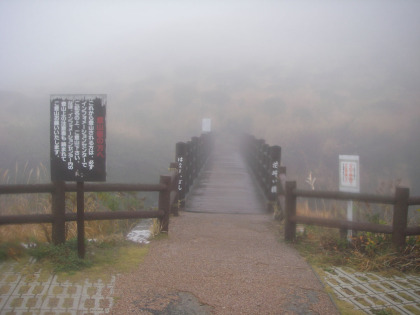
[0,258,116,315]
[323,267,420,314]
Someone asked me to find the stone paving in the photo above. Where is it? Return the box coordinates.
[0,259,115,315]
[324,267,420,314]
[2,257,420,314]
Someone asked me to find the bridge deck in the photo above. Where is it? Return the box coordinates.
[185,135,266,214]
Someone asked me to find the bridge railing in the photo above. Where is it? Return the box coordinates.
[175,133,213,211]
[0,133,213,245]
[240,134,286,215]
[284,181,420,249]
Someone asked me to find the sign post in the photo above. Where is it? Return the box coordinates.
[50,94,107,258]
[76,181,85,258]
[339,155,360,240]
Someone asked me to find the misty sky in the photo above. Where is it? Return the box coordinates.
[2,1,419,90]
[1,0,420,193]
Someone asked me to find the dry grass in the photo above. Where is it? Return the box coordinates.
[293,196,420,274]
[297,199,346,220]
[1,163,147,252]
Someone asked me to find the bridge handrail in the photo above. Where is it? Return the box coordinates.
[175,133,213,211]
[240,134,285,213]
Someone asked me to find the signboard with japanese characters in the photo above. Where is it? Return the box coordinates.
[270,160,279,194]
[269,146,281,202]
[50,95,106,182]
[339,155,360,193]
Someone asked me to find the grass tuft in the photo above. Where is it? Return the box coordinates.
[28,239,92,273]
[293,225,420,274]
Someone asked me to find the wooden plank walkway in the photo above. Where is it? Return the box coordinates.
[185,135,266,214]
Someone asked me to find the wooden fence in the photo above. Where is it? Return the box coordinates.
[241,133,420,249]
[284,181,420,249]
[0,133,213,247]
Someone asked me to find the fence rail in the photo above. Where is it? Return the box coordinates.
[241,133,419,250]
[285,181,420,249]
[0,133,212,246]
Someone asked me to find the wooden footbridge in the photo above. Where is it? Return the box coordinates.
[185,135,268,215]
[1,132,419,253]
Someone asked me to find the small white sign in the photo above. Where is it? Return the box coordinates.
[339,155,360,240]
[339,155,360,193]
[202,118,211,133]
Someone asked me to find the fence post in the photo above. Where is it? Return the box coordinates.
[269,146,281,211]
[274,166,286,221]
[185,141,191,194]
[285,181,297,242]
[262,144,270,197]
[159,175,171,233]
[51,181,66,245]
[169,162,179,216]
[392,186,409,250]
[192,137,199,180]
[176,142,186,210]
[255,139,262,188]
[76,181,85,258]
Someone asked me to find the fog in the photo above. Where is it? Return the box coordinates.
[1,1,420,194]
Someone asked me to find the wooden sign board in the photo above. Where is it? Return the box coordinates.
[50,95,106,182]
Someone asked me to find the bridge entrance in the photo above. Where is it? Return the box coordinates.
[185,134,267,214]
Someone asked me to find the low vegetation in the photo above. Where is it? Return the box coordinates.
[293,225,419,274]
[1,234,150,277]
[291,179,420,275]
[0,163,155,274]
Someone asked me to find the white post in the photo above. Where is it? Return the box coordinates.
[347,200,353,240]
[339,155,360,241]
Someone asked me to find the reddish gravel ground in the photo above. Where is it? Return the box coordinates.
[111,212,338,314]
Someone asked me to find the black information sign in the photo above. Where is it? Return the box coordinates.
[50,95,106,181]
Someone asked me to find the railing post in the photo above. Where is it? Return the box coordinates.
[392,186,409,250]
[185,141,191,194]
[176,142,186,210]
[274,166,286,221]
[256,139,265,189]
[51,181,66,245]
[285,181,297,242]
[169,162,179,216]
[159,175,171,233]
[192,136,199,180]
[197,135,204,170]
[263,144,270,197]
[269,145,281,211]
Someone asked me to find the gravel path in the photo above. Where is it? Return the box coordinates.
[111,212,338,314]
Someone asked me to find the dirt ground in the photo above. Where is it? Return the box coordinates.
[111,212,338,314]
